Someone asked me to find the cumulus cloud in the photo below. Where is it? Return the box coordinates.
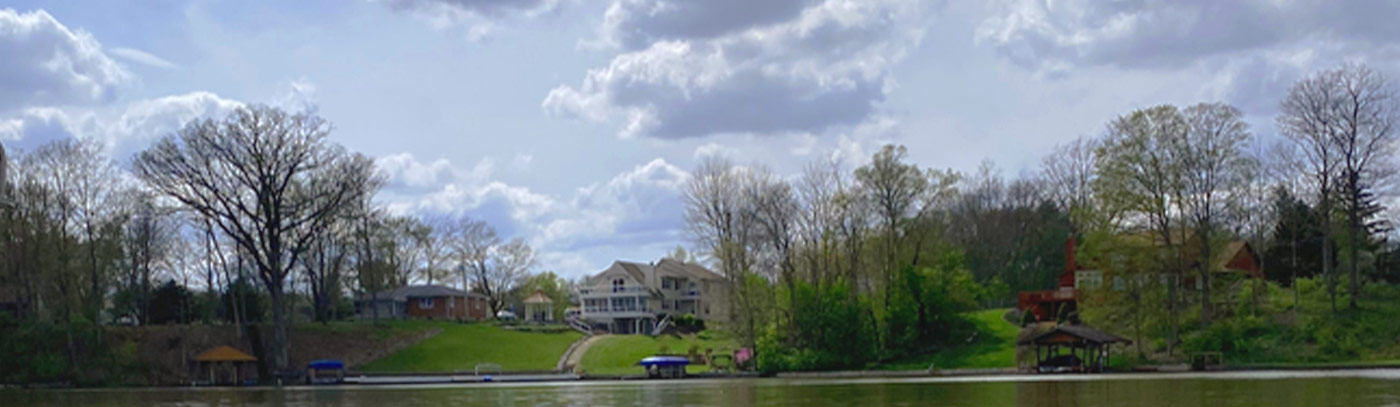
[0,8,131,112]
[0,91,244,157]
[545,0,928,139]
[976,0,1400,75]
[374,153,690,276]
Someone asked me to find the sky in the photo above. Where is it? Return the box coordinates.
[2,0,1399,280]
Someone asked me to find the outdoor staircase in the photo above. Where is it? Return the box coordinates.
[651,314,672,336]
[565,315,592,335]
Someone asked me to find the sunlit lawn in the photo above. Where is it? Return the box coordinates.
[579,332,738,375]
[359,322,583,372]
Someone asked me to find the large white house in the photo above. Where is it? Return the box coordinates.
[576,258,730,334]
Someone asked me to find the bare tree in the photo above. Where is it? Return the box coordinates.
[1095,105,1189,354]
[796,158,843,285]
[133,105,376,375]
[488,238,536,313]
[388,216,428,286]
[300,215,353,323]
[744,167,798,287]
[27,138,125,322]
[119,190,175,325]
[1329,64,1398,308]
[683,155,760,347]
[1041,136,1104,230]
[1177,102,1255,322]
[418,214,453,285]
[447,216,499,293]
[1279,68,1346,311]
[854,145,927,299]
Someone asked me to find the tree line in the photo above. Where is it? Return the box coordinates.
[683,63,1400,370]
[0,106,546,383]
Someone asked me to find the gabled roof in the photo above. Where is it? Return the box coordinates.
[616,261,650,284]
[656,258,725,282]
[195,345,257,362]
[359,285,486,302]
[1017,324,1132,346]
[524,290,553,304]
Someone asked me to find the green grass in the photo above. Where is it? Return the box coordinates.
[578,332,738,375]
[358,322,583,372]
[298,320,439,339]
[879,308,1021,370]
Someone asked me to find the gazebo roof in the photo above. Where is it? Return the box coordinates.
[524,290,553,304]
[194,345,257,362]
[1017,324,1132,346]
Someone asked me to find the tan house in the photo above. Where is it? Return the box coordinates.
[577,258,731,334]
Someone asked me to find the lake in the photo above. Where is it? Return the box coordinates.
[5,370,1400,406]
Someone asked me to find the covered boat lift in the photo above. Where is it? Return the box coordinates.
[1018,324,1131,373]
[639,356,690,379]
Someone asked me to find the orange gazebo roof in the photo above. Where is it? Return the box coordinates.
[194,345,257,362]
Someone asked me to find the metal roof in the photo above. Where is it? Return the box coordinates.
[1017,324,1133,346]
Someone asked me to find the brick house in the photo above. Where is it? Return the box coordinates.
[356,285,490,321]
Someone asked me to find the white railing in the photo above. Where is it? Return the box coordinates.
[566,316,592,335]
[652,314,672,336]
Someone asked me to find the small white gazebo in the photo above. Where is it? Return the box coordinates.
[523,290,554,322]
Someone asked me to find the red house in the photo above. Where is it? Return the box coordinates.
[1018,237,1264,323]
[1018,238,1081,322]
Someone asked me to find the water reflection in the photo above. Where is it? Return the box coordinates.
[4,370,1399,407]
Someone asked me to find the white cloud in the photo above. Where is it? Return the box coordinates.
[373,153,690,277]
[377,152,494,190]
[0,8,131,112]
[109,47,178,70]
[1,91,245,158]
[976,0,1400,76]
[545,0,929,139]
[381,0,560,39]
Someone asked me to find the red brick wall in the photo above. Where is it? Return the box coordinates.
[402,296,491,321]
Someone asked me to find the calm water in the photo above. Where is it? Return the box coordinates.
[5,370,1400,407]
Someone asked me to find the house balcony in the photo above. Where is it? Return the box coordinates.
[581,310,655,320]
[579,286,649,296]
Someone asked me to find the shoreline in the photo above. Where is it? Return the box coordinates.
[9,365,1400,391]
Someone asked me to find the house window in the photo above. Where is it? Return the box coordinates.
[662,300,670,310]
[585,298,608,313]
[638,296,648,312]
[418,298,434,309]
[662,278,672,289]
[612,278,625,292]
[611,297,637,312]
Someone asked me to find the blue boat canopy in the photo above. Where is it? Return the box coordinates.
[638,356,691,367]
[308,359,345,370]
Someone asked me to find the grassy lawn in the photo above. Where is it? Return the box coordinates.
[879,308,1020,370]
[578,332,738,375]
[359,323,582,372]
[298,320,440,339]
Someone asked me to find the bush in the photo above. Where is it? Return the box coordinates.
[0,315,140,386]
